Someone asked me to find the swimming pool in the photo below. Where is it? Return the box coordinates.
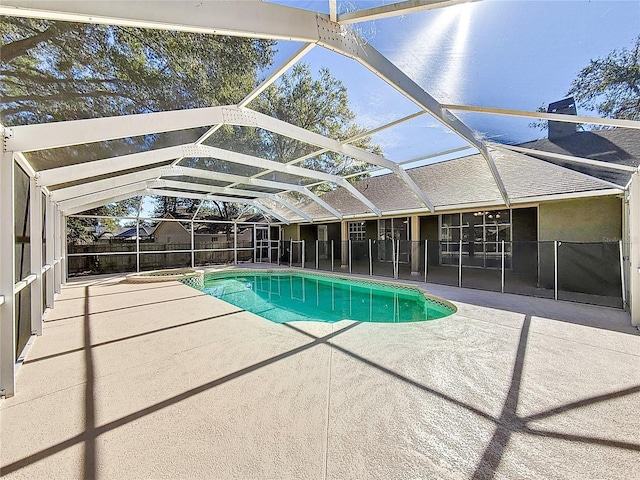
[199,270,455,324]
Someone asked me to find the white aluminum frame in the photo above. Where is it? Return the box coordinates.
[1,0,639,399]
[0,148,16,397]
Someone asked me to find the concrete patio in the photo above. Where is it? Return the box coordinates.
[1,270,639,479]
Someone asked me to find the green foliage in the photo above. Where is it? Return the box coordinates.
[531,35,640,131]
[149,196,239,220]
[66,197,140,244]
[2,20,379,222]
[1,17,275,124]
[569,34,640,121]
[253,63,380,184]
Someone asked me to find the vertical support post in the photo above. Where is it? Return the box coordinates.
[0,149,16,397]
[54,206,62,294]
[424,239,428,283]
[458,239,463,288]
[45,196,54,308]
[315,240,319,270]
[410,215,420,275]
[397,238,401,279]
[331,240,334,272]
[340,220,348,269]
[368,238,372,276]
[554,240,558,301]
[253,227,257,264]
[619,239,626,308]
[29,177,43,336]
[136,220,140,272]
[348,239,352,274]
[190,221,195,268]
[60,213,67,284]
[302,240,305,268]
[277,239,280,266]
[501,240,505,294]
[628,174,640,326]
[233,222,238,265]
[391,238,396,279]
[289,237,292,268]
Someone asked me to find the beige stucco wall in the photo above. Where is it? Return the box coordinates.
[538,196,622,242]
[282,224,299,241]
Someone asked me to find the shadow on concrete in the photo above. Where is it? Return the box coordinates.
[2,297,639,478]
[0,322,360,476]
[46,293,205,323]
[25,309,244,365]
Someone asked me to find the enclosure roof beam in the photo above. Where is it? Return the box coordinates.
[36,146,184,187]
[337,0,479,25]
[145,189,290,224]
[299,187,342,220]
[234,106,434,210]
[270,196,313,223]
[167,42,317,167]
[35,143,349,219]
[63,190,145,216]
[313,19,510,206]
[329,0,337,22]
[232,109,427,191]
[21,100,432,210]
[0,0,321,43]
[489,143,639,173]
[50,166,167,202]
[238,43,315,109]
[6,108,224,153]
[175,166,342,219]
[57,181,146,211]
[443,104,640,131]
[1,1,488,205]
[186,144,381,215]
[156,179,313,222]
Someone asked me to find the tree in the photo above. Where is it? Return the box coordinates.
[531,35,640,132]
[1,18,274,234]
[2,21,378,223]
[568,34,640,121]
[1,17,275,124]
[66,198,140,245]
[253,63,380,182]
[187,63,380,196]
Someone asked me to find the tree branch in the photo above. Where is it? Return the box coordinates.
[3,90,134,103]
[1,24,69,64]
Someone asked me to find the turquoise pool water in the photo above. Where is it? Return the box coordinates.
[201,271,455,324]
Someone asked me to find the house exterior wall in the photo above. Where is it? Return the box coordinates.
[538,196,622,242]
[299,225,316,243]
[536,197,622,295]
[154,222,190,245]
[282,224,299,241]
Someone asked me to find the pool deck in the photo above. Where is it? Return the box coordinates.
[2,267,639,479]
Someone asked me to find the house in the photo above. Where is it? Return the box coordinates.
[112,225,155,241]
[152,214,255,247]
[278,102,638,307]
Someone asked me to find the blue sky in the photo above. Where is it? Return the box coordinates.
[140,1,640,214]
[267,0,640,163]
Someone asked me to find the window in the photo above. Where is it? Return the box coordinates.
[440,210,511,268]
[378,217,409,240]
[348,221,366,241]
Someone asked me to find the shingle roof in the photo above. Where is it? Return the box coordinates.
[519,128,640,187]
[292,148,618,220]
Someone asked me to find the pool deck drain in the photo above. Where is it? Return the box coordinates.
[1,270,639,479]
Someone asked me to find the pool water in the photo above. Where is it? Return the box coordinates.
[201,272,455,324]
